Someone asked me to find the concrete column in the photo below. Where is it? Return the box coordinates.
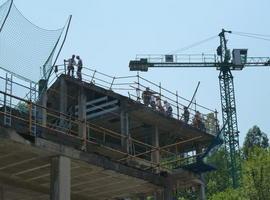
[195,145,206,200]
[38,79,47,127]
[78,87,87,150]
[154,191,163,200]
[164,187,173,200]
[59,78,67,127]
[164,179,173,200]
[50,156,71,200]
[40,91,47,127]
[120,110,129,153]
[199,174,206,200]
[151,126,160,171]
[0,185,4,200]
[138,195,146,200]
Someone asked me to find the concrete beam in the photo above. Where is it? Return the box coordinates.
[50,156,71,200]
[35,138,165,186]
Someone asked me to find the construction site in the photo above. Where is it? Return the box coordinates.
[0,0,270,200]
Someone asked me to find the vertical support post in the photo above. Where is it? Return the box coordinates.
[50,156,70,200]
[159,82,161,97]
[199,174,206,200]
[164,179,173,200]
[214,109,219,133]
[0,185,3,200]
[38,79,47,127]
[29,102,32,134]
[109,77,115,90]
[41,92,47,127]
[59,78,67,128]
[91,70,96,83]
[154,190,163,200]
[151,126,160,172]
[176,91,179,120]
[78,87,87,151]
[196,145,206,200]
[120,107,129,153]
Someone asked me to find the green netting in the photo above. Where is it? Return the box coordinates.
[0,0,64,81]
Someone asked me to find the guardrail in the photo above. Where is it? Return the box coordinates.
[50,64,219,135]
[0,90,208,172]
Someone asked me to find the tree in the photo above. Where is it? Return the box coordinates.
[242,147,270,200]
[208,188,246,200]
[243,125,269,158]
[205,148,231,197]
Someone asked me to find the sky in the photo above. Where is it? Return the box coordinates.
[1,0,270,145]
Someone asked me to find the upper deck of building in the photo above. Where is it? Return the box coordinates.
[0,66,220,199]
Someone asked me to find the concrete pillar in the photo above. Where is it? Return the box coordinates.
[164,179,173,200]
[59,78,67,127]
[164,187,173,200]
[40,91,47,127]
[78,87,87,150]
[38,79,47,127]
[199,174,206,200]
[154,191,163,200]
[120,110,129,153]
[0,185,4,200]
[50,156,71,200]
[151,126,160,171]
[195,145,206,200]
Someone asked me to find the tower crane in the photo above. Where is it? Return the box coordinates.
[129,29,270,188]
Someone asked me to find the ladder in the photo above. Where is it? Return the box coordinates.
[4,73,13,126]
[29,81,37,136]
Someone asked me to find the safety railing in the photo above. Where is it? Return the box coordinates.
[135,53,217,63]
[50,64,219,136]
[0,90,208,172]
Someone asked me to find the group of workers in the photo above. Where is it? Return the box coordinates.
[141,87,206,131]
[142,87,173,117]
[64,55,83,80]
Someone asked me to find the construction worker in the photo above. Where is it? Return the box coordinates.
[156,96,164,112]
[142,87,151,106]
[183,106,190,123]
[76,55,83,81]
[64,55,76,77]
[150,94,156,109]
[163,100,172,117]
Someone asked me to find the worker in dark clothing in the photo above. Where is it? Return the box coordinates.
[64,55,76,77]
[142,87,151,106]
[164,100,173,117]
[183,106,190,123]
[76,55,83,81]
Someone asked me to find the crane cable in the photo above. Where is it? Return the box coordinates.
[169,34,218,54]
[231,31,270,42]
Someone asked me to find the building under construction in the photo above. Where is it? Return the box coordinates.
[0,0,220,199]
[0,65,220,200]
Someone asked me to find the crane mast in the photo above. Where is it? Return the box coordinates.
[218,29,240,188]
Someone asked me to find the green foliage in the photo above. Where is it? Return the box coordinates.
[207,147,270,200]
[242,147,270,200]
[205,148,231,196]
[243,125,269,158]
[209,188,246,200]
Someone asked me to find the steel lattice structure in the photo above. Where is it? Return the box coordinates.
[129,29,270,188]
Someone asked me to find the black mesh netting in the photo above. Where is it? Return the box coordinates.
[0,0,64,81]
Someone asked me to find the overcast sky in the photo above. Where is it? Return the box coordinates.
[2,0,270,144]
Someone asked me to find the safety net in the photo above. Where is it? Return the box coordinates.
[0,0,65,81]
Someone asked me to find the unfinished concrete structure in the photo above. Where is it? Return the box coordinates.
[0,68,219,200]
